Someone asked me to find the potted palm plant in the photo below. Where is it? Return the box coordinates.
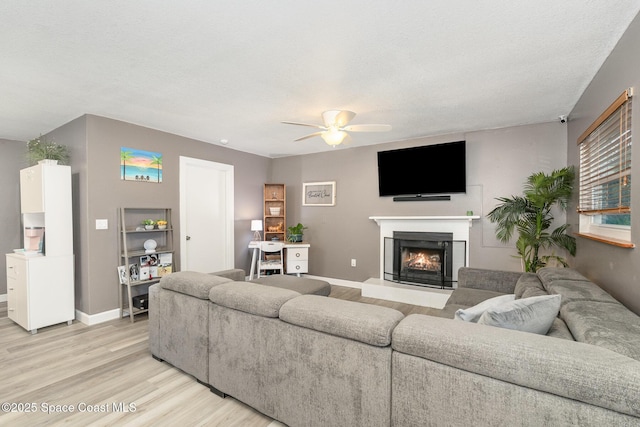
[487,166,576,272]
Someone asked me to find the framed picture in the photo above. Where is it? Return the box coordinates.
[302,181,336,206]
[120,147,163,183]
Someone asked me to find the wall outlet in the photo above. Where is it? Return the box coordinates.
[351,259,357,267]
[96,219,108,230]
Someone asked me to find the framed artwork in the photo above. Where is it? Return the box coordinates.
[302,181,336,206]
[120,147,163,183]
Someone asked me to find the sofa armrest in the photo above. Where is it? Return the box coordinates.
[392,314,640,418]
[457,267,522,294]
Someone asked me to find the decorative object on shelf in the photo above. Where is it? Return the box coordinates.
[26,135,70,166]
[251,219,263,241]
[142,219,155,230]
[302,181,336,206]
[269,207,281,215]
[487,166,576,272]
[120,147,163,183]
[143,239,158,253]
[268,222,283,232]
[156,219,168,230]
[287,223,307,242]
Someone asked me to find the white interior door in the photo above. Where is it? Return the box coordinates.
[179,157,234,272]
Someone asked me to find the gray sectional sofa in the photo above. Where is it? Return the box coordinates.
[149,267,640,426]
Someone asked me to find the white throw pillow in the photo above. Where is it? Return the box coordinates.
[454,294,516,322]
[477,294,561,335]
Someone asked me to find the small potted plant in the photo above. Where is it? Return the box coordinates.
[287,223,307,242]
[156,220,168,230]
[26,135,70,166]
[142,219,155,230]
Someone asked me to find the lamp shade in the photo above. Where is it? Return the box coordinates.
[321,129,348,146]
[251,220,263,231]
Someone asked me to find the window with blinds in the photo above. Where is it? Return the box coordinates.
[577,89,632,245]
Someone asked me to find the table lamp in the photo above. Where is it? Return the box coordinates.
[251,220,263,241]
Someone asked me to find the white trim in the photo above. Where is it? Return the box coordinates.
[75,308,121,326]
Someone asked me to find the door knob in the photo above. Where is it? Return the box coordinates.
[186,236,191,240]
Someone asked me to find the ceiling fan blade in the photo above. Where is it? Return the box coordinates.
[322,110,356,127]
[281,121,326,130]
[294,131,324,141]
[343,124,392,132]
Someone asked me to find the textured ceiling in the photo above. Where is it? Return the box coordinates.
[1,1,639,158]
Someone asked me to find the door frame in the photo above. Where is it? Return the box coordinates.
[179,156,234,271]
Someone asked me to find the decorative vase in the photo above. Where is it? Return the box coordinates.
[145,225,154,230]
[158,225,167,230]
[38,159,59,165]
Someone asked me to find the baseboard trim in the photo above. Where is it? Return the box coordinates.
[75,308,121,326]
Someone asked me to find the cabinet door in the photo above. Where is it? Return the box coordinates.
[20,166,44,213]
[6,256,29,329]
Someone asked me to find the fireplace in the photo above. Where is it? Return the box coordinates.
[385,231,456,288]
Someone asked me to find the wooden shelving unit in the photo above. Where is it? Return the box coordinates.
[118,207,175,322]
[264,184,286,242]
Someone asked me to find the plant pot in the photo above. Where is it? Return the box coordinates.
[145,225,154,230]
[288,234,303,242]
[38,159,59,165]
[158,225,167,230]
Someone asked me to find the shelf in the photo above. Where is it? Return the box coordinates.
[118,207,175,323]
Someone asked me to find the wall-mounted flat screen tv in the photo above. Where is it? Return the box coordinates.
[377,140,466,197]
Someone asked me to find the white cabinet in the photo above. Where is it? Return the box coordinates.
[6,254,74,333]
[7,163,75,334]
[286,246,308,276]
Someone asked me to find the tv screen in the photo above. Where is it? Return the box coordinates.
[377,141,466,197]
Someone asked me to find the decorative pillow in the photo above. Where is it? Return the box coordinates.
[454,294,516,322]
[477,294,562,335]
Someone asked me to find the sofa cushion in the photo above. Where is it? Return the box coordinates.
[250,274,331,296]
[159,271,233,299]
[514,272,545,299]
[478,294,561,335]
[209,282,300,318]
[446,288,507,308]
[279,295,404,347]
[537,267,588,284]
[561,300,640,361]
[454,294,516,322]
[546,279,620,305]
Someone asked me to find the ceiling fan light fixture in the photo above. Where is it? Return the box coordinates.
[321,129,348,146]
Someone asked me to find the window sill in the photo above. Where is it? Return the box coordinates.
[575,233,635,248]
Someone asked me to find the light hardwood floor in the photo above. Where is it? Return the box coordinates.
[0,285,440,426]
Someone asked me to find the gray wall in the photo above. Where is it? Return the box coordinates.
[567,12,640,315]
[271,121,568,282]
[0,139,27,296]
[47,115,270,315]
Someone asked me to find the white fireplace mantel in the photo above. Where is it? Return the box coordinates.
[369,215,480,226]
[369,215,480,281]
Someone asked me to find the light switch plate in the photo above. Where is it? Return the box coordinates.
[96,219,108,230]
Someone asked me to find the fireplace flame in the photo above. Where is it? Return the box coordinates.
[405,251,441,272]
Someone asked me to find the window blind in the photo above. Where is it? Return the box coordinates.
[577,89,632,215]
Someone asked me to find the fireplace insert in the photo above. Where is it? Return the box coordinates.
[386,232,455,288]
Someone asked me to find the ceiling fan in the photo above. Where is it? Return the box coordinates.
[282,110,391,146]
